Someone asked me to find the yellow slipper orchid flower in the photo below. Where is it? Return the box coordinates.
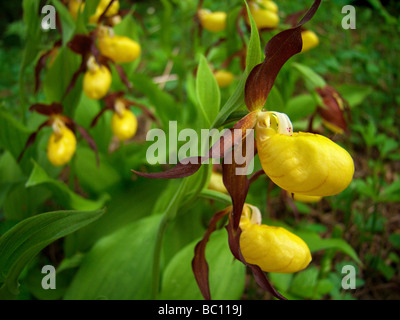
[98,27,141,63]
[198,9,227,32]
[239,204,312,273]
[83,56,112,100]
[246,0,280,29]
[47,117,77,167]
[111,99,138,141]
[256,111,354,197]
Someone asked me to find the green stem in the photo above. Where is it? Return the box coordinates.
[150,214,169,300]
[18,68,27,125]
[150,179,188,299]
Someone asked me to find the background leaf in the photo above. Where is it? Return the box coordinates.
[196,54,221,127]
[25,160,109,211]
[0,208,105,299]
[160,229,245,300]
[64,215,163,300]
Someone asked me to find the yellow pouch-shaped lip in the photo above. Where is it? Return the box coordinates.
[256,111,354,197]
[83,58,112,100]
[301,30,319,52]
[259,0,278,13]
[111,107,138,141]
[47,125,77,167]
[246,2,280,29]
[98,35,141,63]
[239,205,311,273]
[198,9,227,32]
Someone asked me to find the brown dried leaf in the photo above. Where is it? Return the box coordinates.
[316,85,348,133]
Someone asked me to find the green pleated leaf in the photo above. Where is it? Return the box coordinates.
[160,230,246,300]
[64,215,163,300]
[0,208,105,299]
[245,1,262,74]
[196,54,221,127]
[52,0,76,45]
[25,160,110,211]
[43,46,82,118]
[0,109,32,161]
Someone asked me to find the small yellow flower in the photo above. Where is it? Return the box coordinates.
[83,56,112,100]
[98,30,141,63]
[239,204,311,273]
[256,111,354,197]
[214,70,235,88]
[47,118,77,167]
[208,171,228,194]
[111,100,138,141]
[301,30,319,52]
[198,9,227,32]
[246,0,280,29]
[90,0,120,24]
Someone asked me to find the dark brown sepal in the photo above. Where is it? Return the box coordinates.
[29,102,63,116]
[17,120,51,163]
[192,207,231,300]
[244,0,321,112]
[34,40,62,94]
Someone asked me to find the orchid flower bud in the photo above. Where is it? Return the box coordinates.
[240,204,311,273]
[301,30,319,52]
[198,9,227,32]
[47,118,77,167]
[83,56,112,100]
[111,100,138,141]
[256,111,354,197]
[98,27,141,63]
